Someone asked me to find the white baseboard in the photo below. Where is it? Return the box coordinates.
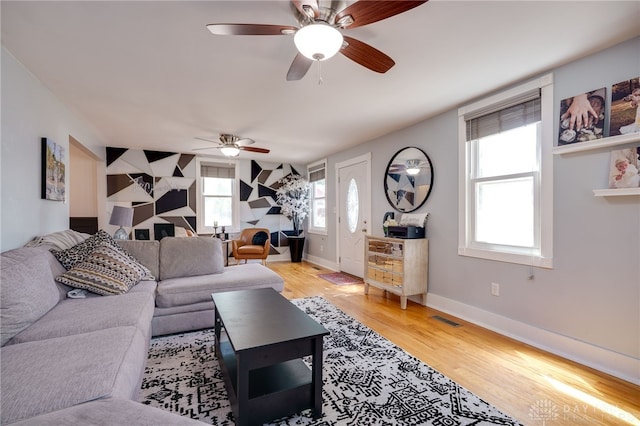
[304,254,339,272]
[427,293,639,386]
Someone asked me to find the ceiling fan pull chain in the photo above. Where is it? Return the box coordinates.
[316,60,324,85]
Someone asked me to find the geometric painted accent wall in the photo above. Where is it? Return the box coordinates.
[106,147,197,239]
[238,160,302,257]
[106,148,303,254]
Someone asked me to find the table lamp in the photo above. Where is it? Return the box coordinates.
[109,206,134,240]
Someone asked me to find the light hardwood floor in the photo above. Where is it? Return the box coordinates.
[266,261,640,426]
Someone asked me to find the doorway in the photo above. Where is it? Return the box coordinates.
[336,153,371,277]
[69,136,100,233]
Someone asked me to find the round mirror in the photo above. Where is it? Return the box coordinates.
[384,147,434,212]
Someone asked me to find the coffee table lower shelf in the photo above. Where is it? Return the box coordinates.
[218,336,315,425]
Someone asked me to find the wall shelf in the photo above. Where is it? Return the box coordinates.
[593,188,640,197]
[553,132,640,155]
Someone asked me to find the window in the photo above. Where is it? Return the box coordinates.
[308,160,326,234]
[458,74,553,268]
[346,178,359,233]
[198,161,237,234]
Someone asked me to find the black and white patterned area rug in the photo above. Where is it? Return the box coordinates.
[140,297,523,425]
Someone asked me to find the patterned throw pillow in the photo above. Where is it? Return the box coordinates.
[55,243,149,296]
[51,230,154,279]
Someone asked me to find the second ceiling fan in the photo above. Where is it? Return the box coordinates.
[194,134,270,157]
[206,0,427,81]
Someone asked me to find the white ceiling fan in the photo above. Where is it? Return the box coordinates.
[193,134,270,157]
[205,0,428,81]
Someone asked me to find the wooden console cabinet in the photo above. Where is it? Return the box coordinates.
[364,235,428,309]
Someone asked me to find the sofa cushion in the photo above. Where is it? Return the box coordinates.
[0,248,60,346]
[156,263,284,308]
[0,326,149,424]
[159,237,224,280]
[8,290,155,344]
[117,240,160,279]
[237,244,266,255]
[51,230,153,279]
[55,243,151,296]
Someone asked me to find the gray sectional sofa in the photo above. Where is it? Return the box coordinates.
[0,232,284,424]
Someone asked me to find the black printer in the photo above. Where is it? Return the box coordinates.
[387,225,425,239]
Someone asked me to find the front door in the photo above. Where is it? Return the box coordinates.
[337,154,370,277]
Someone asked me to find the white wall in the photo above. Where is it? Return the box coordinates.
[307,37,640,384]
[1,48,105,251]
[69,138,99,217]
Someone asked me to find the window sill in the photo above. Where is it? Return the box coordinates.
[458,247,553,269]
[307,228,328,236]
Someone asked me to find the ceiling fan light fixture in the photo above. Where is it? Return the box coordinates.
[220,145,240,157]
[294,23,343,61]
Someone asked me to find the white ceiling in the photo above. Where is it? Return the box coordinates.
[2,1,639,164]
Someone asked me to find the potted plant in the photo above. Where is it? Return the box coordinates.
[275,174,310,262]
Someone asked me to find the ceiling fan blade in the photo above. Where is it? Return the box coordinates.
[236,138,255,146]
[206,23,297,36]
[192,146,219,151]
[340,36,395,73]
[336,1,427,29]
[291,0,319,19]
[286,53,313,81]
[194,136,221,145]
[241,146,270,154]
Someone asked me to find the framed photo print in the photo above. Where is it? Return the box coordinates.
[610,77,640,136]
[41,138,66,201]
[134,229,150,240]
[558,88,606,145]
[153,223,175,240]
[608,146,640,189]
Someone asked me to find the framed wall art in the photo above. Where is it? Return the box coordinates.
[558,88,606,145]
[41,138,66,201]
[153,223,175,240]
[610,77,640,136]
[134,228,150,240]
[608,146,640,189]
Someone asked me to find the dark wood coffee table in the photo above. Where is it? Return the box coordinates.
[211,288,329,426]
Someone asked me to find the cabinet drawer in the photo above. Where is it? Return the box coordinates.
[391,259,403,273]
[367,267,376,280]
[392,274,404,286]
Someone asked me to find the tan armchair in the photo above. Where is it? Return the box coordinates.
[231,228,271,265]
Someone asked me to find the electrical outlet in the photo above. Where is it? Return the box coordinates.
[491,282,500,296]
[320,245,324,253]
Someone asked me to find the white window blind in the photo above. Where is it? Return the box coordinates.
[466,90,541,141]
[201,163,235,178]
[309,162,326,182]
